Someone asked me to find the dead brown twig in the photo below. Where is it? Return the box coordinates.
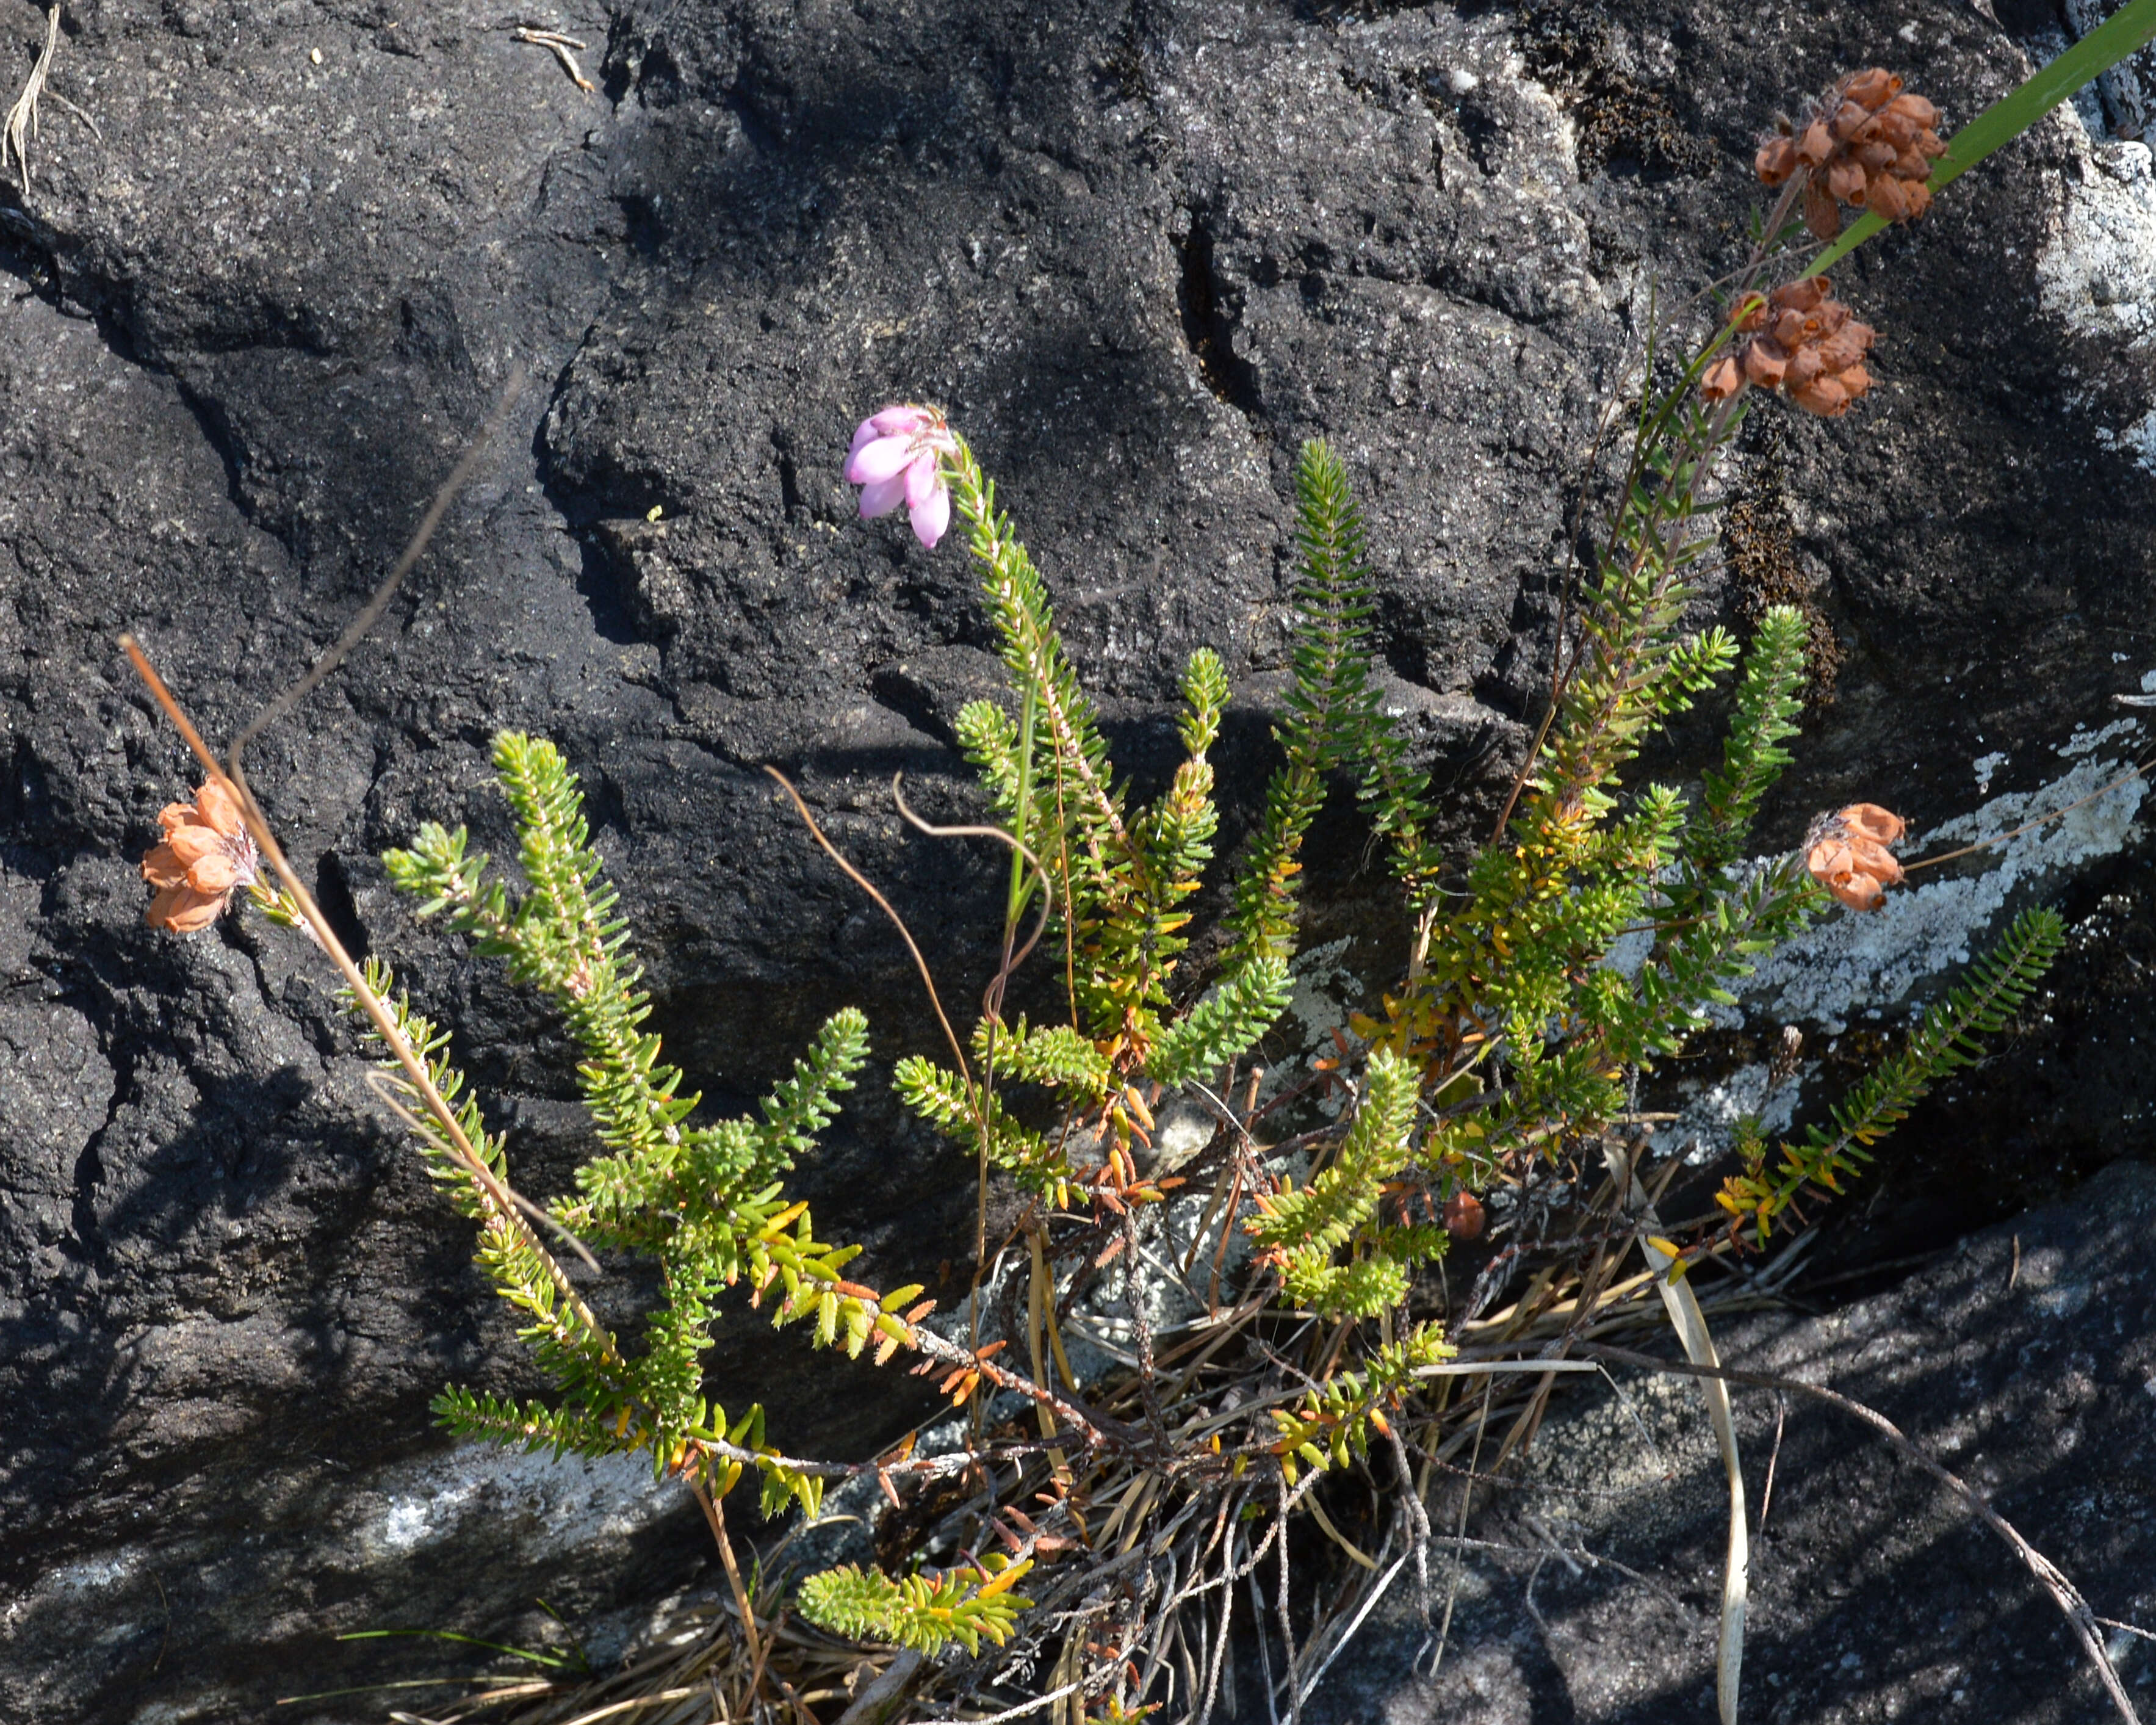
[122,368,539,1302]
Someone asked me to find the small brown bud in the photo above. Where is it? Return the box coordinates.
[1443,1192,1487,1241]
[1803,179,1842,242]
[1873,110,1918,148]
[1885,91,1937,128]
[1787,374,1849,416]
[1864,175,1913,222]
[1756,136,1798,184]
[1741,339,1788,387]
[1805,803,1906,909]
[1827,157,1869,201]
[1784,345,1825,387]
[1845,68,1902,107]
[1776,277,1830,313]
[1842,803,1905,846]
[1812,336,1859,377]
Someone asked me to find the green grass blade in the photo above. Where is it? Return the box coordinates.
[1808,0,2156,277]
[334,1627,579,1667]
[274,1678,539,1705]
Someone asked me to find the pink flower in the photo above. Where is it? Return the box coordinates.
[845,405,958,549]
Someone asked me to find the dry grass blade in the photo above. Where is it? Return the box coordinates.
[1606,1141,1746,1723]
[1302,1493,1377,1571]
[691,1485,764,1715]
[548,1688,701,1725]
[1572,1342,2141,1724]
[510,26,596,91]
[460,1589,887,1725]
[229,366,528,765]
[4,1,59,192]
[1640,1235,1747,1725]
[833,1649,925,1725]
[1293,1547,1410,1707]
[1426,1377,1493,1680]
[920,1676,1083,1724]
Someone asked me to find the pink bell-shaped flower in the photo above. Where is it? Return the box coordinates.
[845,405,959,549]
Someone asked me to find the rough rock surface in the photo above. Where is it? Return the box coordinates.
[1297,1160,2156,1725]
[2,0,2154,1718]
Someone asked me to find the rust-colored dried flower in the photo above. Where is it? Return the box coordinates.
[141,779,260,933]
[1755,69,1945,242]
[1443,1192,1486,1241]
[1804,802,1905,912]
[1700,276,1875,417]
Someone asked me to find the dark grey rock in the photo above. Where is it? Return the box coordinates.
[1298,1161,2156,1725]
[1,0,2154,1718]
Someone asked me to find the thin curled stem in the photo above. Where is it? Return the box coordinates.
[765,766,973,1094]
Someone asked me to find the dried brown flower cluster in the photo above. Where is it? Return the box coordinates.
[1701,277,1875,417]
[1804,802,1905,912]
[141,779,259,932]
[1756,69,1944,242]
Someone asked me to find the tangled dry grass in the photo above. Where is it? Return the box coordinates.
[394,1140,1835,1725]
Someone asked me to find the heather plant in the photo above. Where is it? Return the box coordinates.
[117,14,2156,1724]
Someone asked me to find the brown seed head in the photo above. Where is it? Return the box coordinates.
[1803,178,1842,242]
[1702,277,1875,416]
[1885,91,1937,129]
[1773,276,1829,314]
[1804,803,1906,911]
[1756,69,1942,242]
[141,779,260,933]
[1826,157,1868,201]
[1786,373,1848,416]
